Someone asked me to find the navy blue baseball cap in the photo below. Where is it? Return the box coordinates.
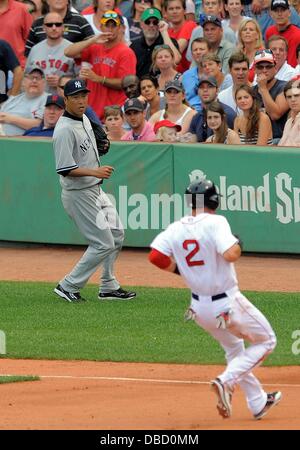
[199,14,222,28]
[64,78,90,96]
[45,94,65,109]
[124,97,144,113]
[271,0,289,9]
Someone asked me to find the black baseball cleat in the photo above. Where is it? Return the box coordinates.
[54,284,85,303]
[98,288,136,300]
[253,391,282,420]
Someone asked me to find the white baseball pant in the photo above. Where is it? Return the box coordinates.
[191,287,276,415]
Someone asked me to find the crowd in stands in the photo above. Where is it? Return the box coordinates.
[0,0,300,146]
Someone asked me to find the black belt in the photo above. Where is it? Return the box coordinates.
[192,292,227,302]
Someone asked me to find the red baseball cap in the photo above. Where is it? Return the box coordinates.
[153,120,182,134]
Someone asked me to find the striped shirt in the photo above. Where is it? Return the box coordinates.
[237,129,272,146]
[24,10,94,57]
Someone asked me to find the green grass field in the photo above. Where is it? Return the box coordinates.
[0,281,299,366]
[0,376,39,384]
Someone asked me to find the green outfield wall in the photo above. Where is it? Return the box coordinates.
[0,138,299,253]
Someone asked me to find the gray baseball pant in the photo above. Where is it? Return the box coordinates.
[60,184,124,293]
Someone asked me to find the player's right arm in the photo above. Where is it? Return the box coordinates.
[149,225,180,275]
[148,248,179,274]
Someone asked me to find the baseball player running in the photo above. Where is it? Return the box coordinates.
[53,78,136,302]
[149,179,281,420]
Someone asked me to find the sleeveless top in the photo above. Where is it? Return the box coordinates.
[238,129,272,145]
[159,106,193,126]
[206,130,229,144]
[158,72,182,96]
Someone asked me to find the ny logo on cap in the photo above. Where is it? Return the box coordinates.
[128,99,134,106]
[75,81,82,88]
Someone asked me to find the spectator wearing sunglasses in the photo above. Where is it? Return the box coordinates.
[253,49,289,142]
[25,12,76,94]
[128,0,154,43]
[24,0,94,57]
[65,10,137,120]
[130,7,181,78]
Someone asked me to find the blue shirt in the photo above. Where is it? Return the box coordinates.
[189,102,236,142]
[23,123,54,137]
[23,106,102,137]
[86,106,101,125]
[182,67,202,112]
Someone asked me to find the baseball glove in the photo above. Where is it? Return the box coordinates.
[90,121,110,156]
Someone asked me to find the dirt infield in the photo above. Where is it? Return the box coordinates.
[0,245,300,430]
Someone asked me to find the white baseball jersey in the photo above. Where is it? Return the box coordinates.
[151,213,238,296]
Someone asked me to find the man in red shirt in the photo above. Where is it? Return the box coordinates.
[0,0,32,68]
[265,0,300,68]
[165,0,197,73]
[64,11,137,120]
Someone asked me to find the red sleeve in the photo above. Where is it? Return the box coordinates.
[148,249,172,269]
[23,8,33,41]
[265,26,274,43]
[81,6,94,14]
[179,21,197,40]
[115,48,137,78]
[81,46,92,63]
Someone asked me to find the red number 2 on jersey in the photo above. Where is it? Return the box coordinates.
[183,239,205,267]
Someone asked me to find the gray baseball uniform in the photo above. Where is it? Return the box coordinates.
[53,112,124,293]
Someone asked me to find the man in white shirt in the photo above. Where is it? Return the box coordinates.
[218,51,250,113]
[267,35,296,82]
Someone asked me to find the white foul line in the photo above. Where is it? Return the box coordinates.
[1,373,299,388]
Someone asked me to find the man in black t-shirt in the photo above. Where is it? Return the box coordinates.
[24,0,94,57]
[0,39,23,104]
[252,49,289,141]
[130,7,180,78]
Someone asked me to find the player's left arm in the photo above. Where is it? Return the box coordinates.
[148,249,180,275]
[214,217,242,262]
[223,243,241,262]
